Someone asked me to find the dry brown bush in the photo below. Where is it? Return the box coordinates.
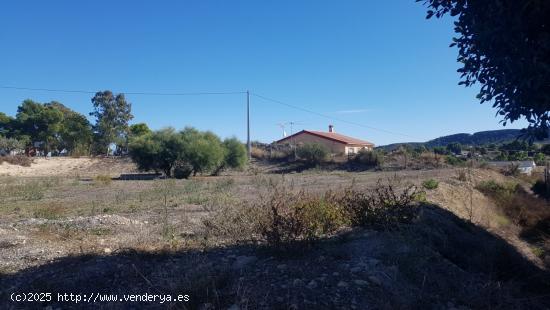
[0,155,32,167]
[204,177,423,249]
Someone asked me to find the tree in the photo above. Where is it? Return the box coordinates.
[45,102,93,155]
[432,146,448,155]
[129,127,232,178]
[223,137,247,169]
[296,143,329,165]
[446,142,462,155]
[534,152,546,165]
[129,123,151,138]
[212,137,248,175]
[15,100,64,152]
[419,0,550,139]
[180,128,225,176]
[0,112,14,137]
[128,128,186,177]
[90,91,133,155]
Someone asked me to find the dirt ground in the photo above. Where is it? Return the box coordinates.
[0,157,549,309]
[0,156,137,177]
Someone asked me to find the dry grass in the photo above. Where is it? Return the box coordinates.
[0,155,33,167]
[204,177,423,250]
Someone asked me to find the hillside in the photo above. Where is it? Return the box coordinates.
[379,129,522,151]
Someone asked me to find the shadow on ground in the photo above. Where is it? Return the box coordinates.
[1,204,550,309]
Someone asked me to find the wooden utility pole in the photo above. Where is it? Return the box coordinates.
[247,90,251,160]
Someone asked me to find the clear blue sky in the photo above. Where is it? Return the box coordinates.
[0,0,527,146]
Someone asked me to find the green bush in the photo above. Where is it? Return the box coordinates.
[0,137,25,153]
[475,180,517,199]
[129,127,244,178]
[445,155,465,166]
[353,149,383,167]
[534,152,546,166]
[261,190,347,248]
[422,179,439,190]
[296,143,329,165]
[338,179,421,230]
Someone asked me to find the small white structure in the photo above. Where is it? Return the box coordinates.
[488,160,536,175]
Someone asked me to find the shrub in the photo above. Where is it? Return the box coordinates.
[422,179,439,190]
[0,155,32,167]
[503,163,520,177]
[212,137,247,175]
[456,169,468,181]
[534,153,546,166]
[353,149,383,167]
[296,143,329,165]
[0,137,25,153]
[338,178,421,230]
[94,174,112,186]
[446,155,465,166]
[33,204,66,220]
[205,178,423,250]
[251,146,268,159]
[129,128,184,177]
[129,127,241,178]
[476,180,515,196]
[260,189,347,248]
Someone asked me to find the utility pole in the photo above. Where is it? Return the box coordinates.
[247,90,251,160]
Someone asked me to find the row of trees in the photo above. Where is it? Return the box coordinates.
[0,91,135,156]
[128,127,247,178]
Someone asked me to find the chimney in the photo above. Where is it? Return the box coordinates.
[328,124,334,133]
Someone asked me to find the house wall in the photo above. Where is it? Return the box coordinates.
[277,132,346,154]
[345,145,373,155]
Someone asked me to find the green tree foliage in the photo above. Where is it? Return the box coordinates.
[296,143,329,165]
[432,146,448,155]
[129,123,152,138]
[46,102,93,155]
[180,128,226,176]
[128,128,186,176]
[220,137,247,170]
[15,100,64,152]
[446,142,462,155]
[0,137,25,153]
[499,140,531,152]
[0,112,14,137]
[90,91,133,154]
[509,151,528,161]
[129,127,244,178]
[419,0,550,138]
[534,153,546,166]
[353,149,383,167]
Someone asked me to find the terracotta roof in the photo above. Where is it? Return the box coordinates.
[275,130,374,146]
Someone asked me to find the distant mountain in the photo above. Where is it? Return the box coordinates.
[378,129,523,151]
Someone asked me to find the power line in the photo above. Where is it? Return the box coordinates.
[252,93,418,139]
[0,85,246,96]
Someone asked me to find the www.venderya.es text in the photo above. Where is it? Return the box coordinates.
[10,292,190,304]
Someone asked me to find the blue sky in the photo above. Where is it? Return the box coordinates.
[0,0,527,145]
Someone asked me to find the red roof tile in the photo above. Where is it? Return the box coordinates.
[275,130,374,146]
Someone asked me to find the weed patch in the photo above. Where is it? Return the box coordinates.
[422,179,439,190]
